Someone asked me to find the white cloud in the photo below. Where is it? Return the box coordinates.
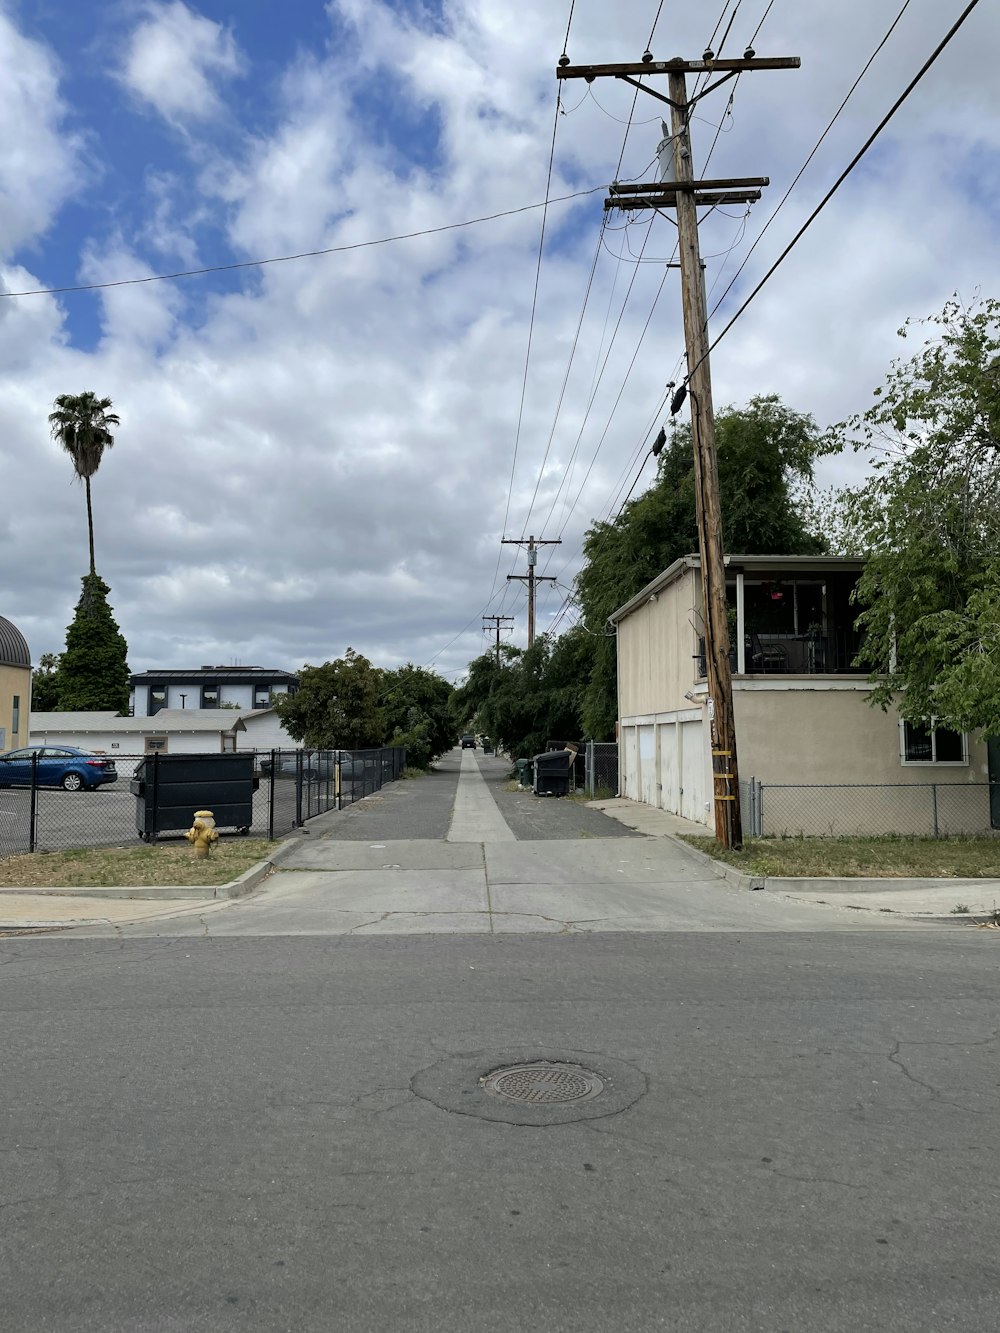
[0,0,999,682]
[0,12,83,255]
[120,0,243,124]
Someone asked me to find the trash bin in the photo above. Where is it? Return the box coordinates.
[482,736,494,755]
[131,753,259,841]
[532,749,573,797]
[515,758,534,788]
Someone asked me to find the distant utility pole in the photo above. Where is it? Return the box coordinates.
[483,614,515,663]
[503,535,561,648]
[557,50,800,848]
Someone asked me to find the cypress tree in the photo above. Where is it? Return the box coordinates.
[56,574,130,713]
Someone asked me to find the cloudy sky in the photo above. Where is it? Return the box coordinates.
[1,0,996,682]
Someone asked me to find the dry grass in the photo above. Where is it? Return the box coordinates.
[681,834,1000,879]
[0,840,277,888]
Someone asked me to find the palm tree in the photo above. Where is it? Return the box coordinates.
[49,392,121,576]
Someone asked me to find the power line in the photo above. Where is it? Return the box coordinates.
[0,185,604,300]
[488,92,564,608]
[707,0,916,325]
[698,0,983,370]
[517,220,607,539]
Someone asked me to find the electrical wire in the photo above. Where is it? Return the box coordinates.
[697,0,983,373]
[0,186,605,300]
[487,92,564,609]
[517,220,607,539]
[707,0,916,323]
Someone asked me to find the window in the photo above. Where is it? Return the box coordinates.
[901,719,967,765]
[149,685,167,715]
[201,684,220,709]
[11,695,19,736]
[253,684,272,709]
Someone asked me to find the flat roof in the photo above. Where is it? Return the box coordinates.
[130,667,298,683]
[609,554,866,624]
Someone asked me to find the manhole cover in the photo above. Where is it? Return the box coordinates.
[482,1062,604,1104]
[411,1048,646,1125]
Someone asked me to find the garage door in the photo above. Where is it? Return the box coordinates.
[623,727,639,801]
[639,725,656,807]
[658,721,678,814]
[679,718,707,823]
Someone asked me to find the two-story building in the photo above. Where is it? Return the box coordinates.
[130,666,299,717]
[611,554,999,836]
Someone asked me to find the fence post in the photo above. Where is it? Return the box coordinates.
[757,779,764,837]
[28,751,38,853]
[294,750,304,827]
[150,751,160,844]
[931,783,939,838]
[267,749,276,839]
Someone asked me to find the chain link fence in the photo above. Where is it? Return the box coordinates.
[740,778,999,838]
[0,747,406,861]
[585,742,619,798]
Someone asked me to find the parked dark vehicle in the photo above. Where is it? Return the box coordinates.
[0,745,118,792]
[461,734,476,749]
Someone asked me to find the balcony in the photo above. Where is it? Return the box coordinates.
[695,565,868,679]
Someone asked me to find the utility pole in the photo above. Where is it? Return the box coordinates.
[503,535,561,647]
[483,614,515,663]
[557,51,799,848]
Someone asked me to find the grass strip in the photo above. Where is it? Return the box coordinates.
[0,840,277,888]
[680,834,1000,879]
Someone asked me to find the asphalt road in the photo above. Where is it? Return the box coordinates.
[3,750,1000,1331]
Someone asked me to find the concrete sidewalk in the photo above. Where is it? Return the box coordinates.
[592,795,1000,923]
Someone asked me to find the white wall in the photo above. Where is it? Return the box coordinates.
[134,681,292,716]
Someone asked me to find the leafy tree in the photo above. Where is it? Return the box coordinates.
[828,297,1000,733]
[31,652,62,711]
[274,649,385,749]
[57,575,130,713]
[49,391,120,577]
[452,628,593,759]
[575,395,826,736]
[380,664,454,769]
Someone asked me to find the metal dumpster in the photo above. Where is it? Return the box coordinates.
[532,749,574,797]
[130,753,258,841]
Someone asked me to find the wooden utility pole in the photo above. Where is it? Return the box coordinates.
[557,52,800,848]
[483,614,515,663]
[503,535,560,647]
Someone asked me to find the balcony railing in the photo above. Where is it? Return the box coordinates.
[696,628,866,678]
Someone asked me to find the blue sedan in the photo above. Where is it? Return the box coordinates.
[0,745,118,792]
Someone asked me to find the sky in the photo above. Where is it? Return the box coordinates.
[0,0,997,683]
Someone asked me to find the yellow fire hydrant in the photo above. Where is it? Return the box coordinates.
[185,810,219,860]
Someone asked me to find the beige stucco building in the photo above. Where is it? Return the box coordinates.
[0,616,31,753]
[611,555,999,836]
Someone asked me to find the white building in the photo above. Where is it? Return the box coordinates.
[130,666,299,717]
[611,554,999,836]
[30,707,301,768]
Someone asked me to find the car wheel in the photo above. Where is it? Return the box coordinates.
[61,772,85,792]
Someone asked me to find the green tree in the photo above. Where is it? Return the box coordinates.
[575,394,826,736]
[452,628,594,759]
[828,297,1000,733]
[57,575,130,713]
[31,652,62,711]
[380,664,454,769]
[49,391,120,577]
[274,649,385,749]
